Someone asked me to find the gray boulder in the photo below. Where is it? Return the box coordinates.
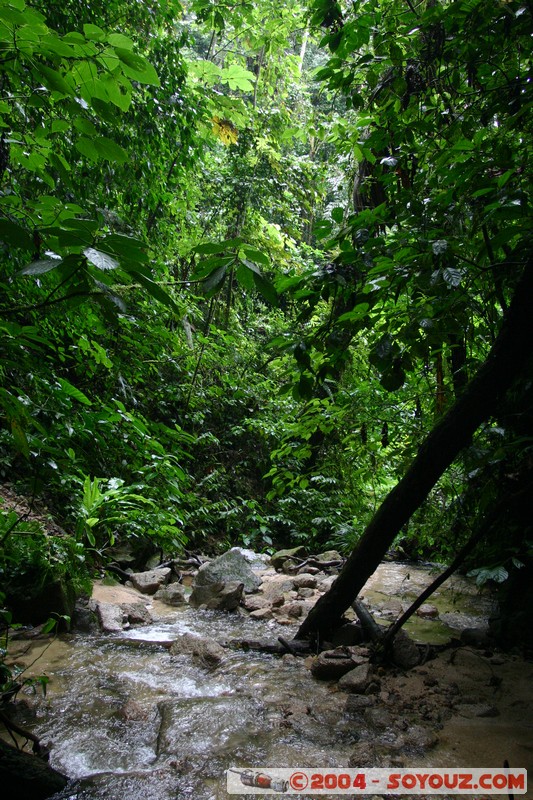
[189,580,244,610]
[311,648,367,680]
[193,549,261,593]
[338,662,373,693]
[270,546,305,571]
[95,601,123,633]
[154,583,187,606]
[169,633,226,667]
[130,568,171,595]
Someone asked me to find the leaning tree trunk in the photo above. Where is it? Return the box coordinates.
[295,259,533,642]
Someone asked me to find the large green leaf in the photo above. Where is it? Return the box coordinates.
[84,248,119,271]
[57,378,92,406]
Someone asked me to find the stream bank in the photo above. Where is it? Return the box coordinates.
[3,557,533,799]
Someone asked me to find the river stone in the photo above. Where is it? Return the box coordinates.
[345,694,375,713]
[249,607,273,620]
[270,546,305,571]
[416,603,439,618]
[259,573,295,597]
[311,648,366,680]
[0,738,68,799]
[193,549,261,593]
[130,568,171,594]
[95,601,124,632]
[230,547,271,570]
[365,707,393,729]
[121,602,153,625]
[154,583,187,606]
[284,601,303,618]
[292,573,317,589]
[404,724,439,750]
[348,742,378,768]
[243,594,270,612]
[297,587,315,599]
[189,580,244,610]
[169,632,226,667]
[391,630,420,669]
[460,626,492,648]
[331,622,365,647]
[314,549,343,564]
[338,662,373,693]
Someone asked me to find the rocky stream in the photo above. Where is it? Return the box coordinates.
[4,549,533,800]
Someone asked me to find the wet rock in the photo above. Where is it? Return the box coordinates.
[404,724,439,750]
[95,601,124,633]
[416,603,439,618]
[154,583,187,606]
[338,662,373,693]
[344,694,375,713]
[242,594,270,612]
[193,549,261,593]
[122,603,153,625]
[130,568,171,595]
[189,580,244,611]
[292,573,317,589]
[169,632,226,667]
[271,594,285,608]
[460,627,492,648]
[0,738,68,800]
[249,607,273,620]
[348,742,378,768]
[283,602,303,618]
[230,547,271,570]
[365,707,393,729]
[315,549,343,564]
[391,630,420,669]
[270,546,305,571]
[72,598,99,633]
[259,573,295,597]
[297,587,315,599]
[331,623,365,647]
[119,699,151,721]
[316,574,337,592]
[311,648,367,680]
[455,703,500,718]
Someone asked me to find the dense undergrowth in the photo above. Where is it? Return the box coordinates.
[0,0,532,655]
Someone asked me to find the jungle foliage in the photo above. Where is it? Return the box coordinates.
[0,0,531,643]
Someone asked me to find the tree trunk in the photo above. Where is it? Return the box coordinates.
[295,260,533,641]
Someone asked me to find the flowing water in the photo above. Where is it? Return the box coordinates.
[5,562,533,799]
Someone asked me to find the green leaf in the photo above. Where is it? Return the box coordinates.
[108,33,135,49]
[58,378,92,406]
[75,136,99,162]
[203,264,227,294]
[220,64,255,92]
[93,136,128,163]
[114,48,160,86]
[252,272,278,306]
[35,65,73,96]
[240,246,269,267]
[84,247,119,271]
[130,271,182,314]
[83,23,106,41]
[0,219,34,249]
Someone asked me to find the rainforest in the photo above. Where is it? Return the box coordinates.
[0,0,532,796]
